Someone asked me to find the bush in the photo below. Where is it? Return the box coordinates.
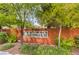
[20,44,38,54]
[61,38,75,49]
[7,34,17,43]
[0,32,8,44]
[0,43,14,51]
[55,37,75,49]
[0,32,17,43]
[20,44,71,55]
[75,36,79,48]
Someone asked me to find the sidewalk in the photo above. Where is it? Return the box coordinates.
[0,51,11,55]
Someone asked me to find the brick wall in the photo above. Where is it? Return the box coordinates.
[2,28,79,45]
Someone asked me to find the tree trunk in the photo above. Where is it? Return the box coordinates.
[0,26,2,32]
[20,10,26,45]
[58,25,62,48]
[20,25,24,45]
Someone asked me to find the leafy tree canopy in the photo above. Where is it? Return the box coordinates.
[35,3,79,28]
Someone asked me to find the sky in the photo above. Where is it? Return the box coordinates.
[27,15,41,27]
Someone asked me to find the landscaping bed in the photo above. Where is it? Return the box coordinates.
[0,31,78,55]
[0,43,78,55]
[0,43,15,51]
[20,44,72,55]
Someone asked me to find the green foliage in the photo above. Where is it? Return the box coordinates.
[60,38,75,49]
[0,43,14,51]
[55,37,75,49]
[20,44,38,54]
[0,4,79,28]
[20,44,71,55]
[7,34,17,43]
[13,3,38,28]
[0,4,16,27]
[0,32,17,43]
[74,35,79,48]
[16,20,34,28]
[0,32,8,44]
[35,4,79,28]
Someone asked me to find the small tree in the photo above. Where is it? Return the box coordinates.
[12,3,38,44]
[35,3,79,48]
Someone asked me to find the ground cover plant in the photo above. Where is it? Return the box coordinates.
[20,44,72,55]
[74,35,79,48]
[20,37,75,55]
[0,32,8,44]
[0,43,14,51]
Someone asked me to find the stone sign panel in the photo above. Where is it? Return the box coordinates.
[24,31,48,38]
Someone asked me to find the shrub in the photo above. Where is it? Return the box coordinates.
[74,35,79,48]
[0,32,8,44]
[7,34,17,43]
[0,31,17,43]
[0,43,14,51]
[20,44,31,54]
[20,44,71,55]
[60,38,75,49]
[20,44,38,54]
[55,37,75,49]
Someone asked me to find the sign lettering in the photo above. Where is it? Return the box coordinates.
[24,31,48,38]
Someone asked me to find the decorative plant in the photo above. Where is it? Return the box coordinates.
[0,32,8,44]
[55,37,75,49]
[60,37,75,49]
[0,43,14,51]
[20,44,71,55]
[7,34,17,43]
[75,35,79,48]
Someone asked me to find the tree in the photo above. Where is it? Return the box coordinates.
[12,3,39,44]
[0,4,16,31]
[35,3,79,48]
[0,3,38,44]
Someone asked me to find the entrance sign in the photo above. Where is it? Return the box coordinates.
[24,31,48,38]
